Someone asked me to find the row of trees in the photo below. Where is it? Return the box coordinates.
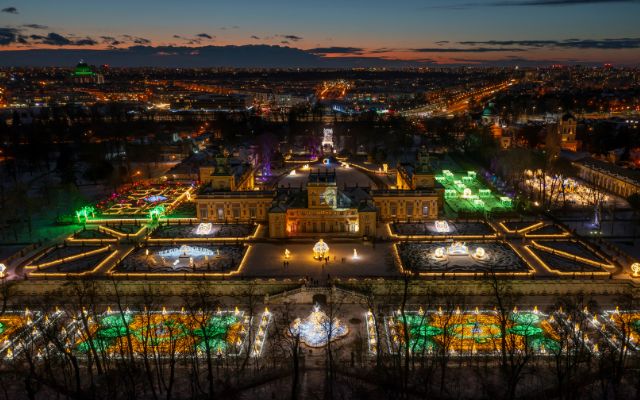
[1,277,639,399]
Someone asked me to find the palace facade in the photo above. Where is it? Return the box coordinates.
[195,152,442,238]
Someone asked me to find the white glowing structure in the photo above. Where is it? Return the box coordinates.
[284,249,291,259]
[322,128,334,148]
[434,247,446,259]
[0,263,6,278]
[474,247,487,259]
[352,249,359,260]
[434,220,450,233]
[631,262,640,277]
[462,188,472,198]
[313,239,329,259]
[158,245,215,258]
[289,304,348,347]
[447,242,469,255]
[195,222,213,235]
[301,164,310,170]
[289,169,297,176]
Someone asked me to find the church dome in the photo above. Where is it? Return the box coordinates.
[73,60,95,77]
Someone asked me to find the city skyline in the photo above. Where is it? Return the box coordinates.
[1,0,640,66]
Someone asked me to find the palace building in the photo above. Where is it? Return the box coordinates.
[194,151,442,238]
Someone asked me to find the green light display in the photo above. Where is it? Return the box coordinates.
[75,206,95,222]
[438,170,512,213]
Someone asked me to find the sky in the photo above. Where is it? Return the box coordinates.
[1,0,640,66]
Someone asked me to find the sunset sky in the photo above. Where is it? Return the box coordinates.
[1,0,640,65]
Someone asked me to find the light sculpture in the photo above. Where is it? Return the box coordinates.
[149,205,166,220]
[447,242,469,255]
[434,220,450,233]
[195,222,213,235]
[631,263,640,277]
[289,304,348,347]
[158,245,215,258]
[313,239,329,260]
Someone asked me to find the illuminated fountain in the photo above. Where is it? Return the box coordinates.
[301,164,310,171]
[434,220,450,233]
[0,263,5,279]
[352,249,359,260]
[433,247,446,260]
[195,223,213,235]
[284,249,291,259]
[313,239,329,260]
[289,304,348,347]
[462,188,472,198]
[289,169,297,176]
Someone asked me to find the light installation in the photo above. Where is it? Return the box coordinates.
[144,195,167,203]
[313,239,329,260]
[195,223,213,235]
[149,205,166,220]
[387,309,560,354]
[434,220,450,233]
[447,242,469,256]
[158,245,215,259]
[75,206,95,222]
[289,169,297,176]
[0,263,6,278]
[289,304,348,347]
[631,263,640,277]
[352,249,359,260]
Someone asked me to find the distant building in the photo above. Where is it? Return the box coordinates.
[72,60,104,84]
[569,154,640,198]
[558,112,580,152]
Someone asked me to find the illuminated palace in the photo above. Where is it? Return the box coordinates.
[195,152,441,238]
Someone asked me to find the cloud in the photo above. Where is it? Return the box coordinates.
[280,40,290,44]
[460,38,640,49]
[22,24,48,30]
[250,35,260,40]
[1,7,18,14]
[196,33,213,39]
[278,34,303,42]
[435,40,450,44]
[0,27,27,45]
[412,47,526,52]
[133,37,151,44]
[30,32,97,46]
[307,46,364,54]
[219,25,240,30]
[436,0,639,8]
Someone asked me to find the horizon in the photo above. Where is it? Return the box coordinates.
[1,0,640,67]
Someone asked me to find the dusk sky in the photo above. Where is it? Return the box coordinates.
[1,0,640,66]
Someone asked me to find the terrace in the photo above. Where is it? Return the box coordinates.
[385,309,562,355]
[70,309,263,357]
[149,222,257,241]
[396,241,532,275]
[23,245,117,276]
[112,244,247,275]
[390,220,495,238]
